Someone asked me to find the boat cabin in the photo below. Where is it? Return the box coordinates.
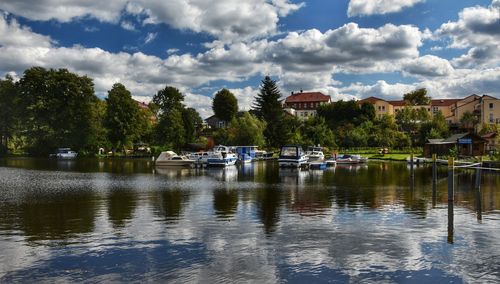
[279,145,305,159]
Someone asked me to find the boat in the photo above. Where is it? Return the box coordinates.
[351,154,368,163]
[155,151,195,167]
[187,152,210,164]
[278,145,308,168]
[309,162,327,170]
[305,146,325,162]
[255,150,274,160]
[406,156,425,165]
[207,145,238,166]
[50,148,78,159]
[334,154,368,164]
[325,159,337,167]
[235,146,258,163]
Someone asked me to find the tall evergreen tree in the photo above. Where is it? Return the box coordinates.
[253,76,288,147]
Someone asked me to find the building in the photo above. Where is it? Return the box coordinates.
[205,115,227,129]
[358,96,394,119]
[358,95,500,128]
[283,91,331,120]
[423,132,486,157]
[482,132,498,154]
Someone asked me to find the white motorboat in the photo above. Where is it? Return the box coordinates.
[155,151,195,167]
[305,146,325,162]
[278,145,308,168]
[207,145,238,166]
[50,148,78,159]
[335,154,368,164]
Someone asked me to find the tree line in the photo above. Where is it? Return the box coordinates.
[0,67,490,156]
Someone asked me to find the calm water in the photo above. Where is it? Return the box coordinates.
[0,158,499,283]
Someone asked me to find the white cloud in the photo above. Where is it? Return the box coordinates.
[0,0,127,23]
[144,32,157,44]
[166,48,179,55]
[268,23,424,73]
[0,0,304,42]
[120,21,137,32]
[348,0,424,17]
[436,0,500,68]
[0,16,53,48]
[402,55,454,77]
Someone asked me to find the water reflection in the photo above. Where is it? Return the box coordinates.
[213,188,238,219]
[0,159,499,283]
[152,189,190,222]
[255,187,282,235]
[107,189,137,228]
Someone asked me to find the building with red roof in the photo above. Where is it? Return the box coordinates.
[283,91,331,120]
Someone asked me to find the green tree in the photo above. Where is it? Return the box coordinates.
[212,88,238,122]
[104,83,142,152]
[153,85,189,149]
[300,117,336,147]
[18,67,98,154]
[252,76,289,147]
[460,111,479,131]
[0,75,18,154]
[403,88,430,105]
[182,107,202,143]
[152,86,184,111]
[227,112,266,146]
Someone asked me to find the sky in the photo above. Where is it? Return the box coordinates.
[0,0,499,118]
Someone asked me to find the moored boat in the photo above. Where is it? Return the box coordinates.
[305,146,325,162]
[207,145,238,166]
[50,148,78,159]
[155,151,195,167]
[278,145,308,168]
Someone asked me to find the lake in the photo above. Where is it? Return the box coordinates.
[0,158,499,283]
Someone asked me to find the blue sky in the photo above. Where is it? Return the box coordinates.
[0,0,498,117]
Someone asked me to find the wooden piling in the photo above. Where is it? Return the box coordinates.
[447,157,454,202]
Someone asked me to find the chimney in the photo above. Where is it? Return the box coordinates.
[291,91,294,95]
[300,89,303,93]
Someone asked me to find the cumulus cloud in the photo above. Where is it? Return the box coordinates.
[120,21,137,32]
[348,0,424,17]
[0,0,304,42]
[402,55,454,77]
[0,0,127,22]
[436,0,500,68]
[268,23,424,73]
[0,16,53,48]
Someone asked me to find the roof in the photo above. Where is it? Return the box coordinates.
[358,96,387,104]
[431,99,460,107]
[443,133,469,143]
[482,132,497,139]
[388,100,407,106]
[285,92,330,103]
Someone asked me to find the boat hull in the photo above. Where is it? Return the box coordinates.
[207,157,237,166]
[155,161,194,167]
[278,158,307,168]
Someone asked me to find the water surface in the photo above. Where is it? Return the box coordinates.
[0,158,498,283]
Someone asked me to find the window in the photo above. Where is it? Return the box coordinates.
[395,109,399,112]
[293,103,296,108]
[298,103,302,109]
[378,106,381,111]
[304,112,308,117]
[490,113,494,123]
[310,103,314,108]
[489,103,494,109]
[382,106,385,111]
[433,106,439,114]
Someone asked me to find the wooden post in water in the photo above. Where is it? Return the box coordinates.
[475,157,482,190]
[447,157,454,202]
[432,154,437,207]
[475,157,482,221]
[410,152,414,178]
[447,200,454,244]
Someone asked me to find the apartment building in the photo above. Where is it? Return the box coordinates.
[358,95,500,126]
[283,91,331,120]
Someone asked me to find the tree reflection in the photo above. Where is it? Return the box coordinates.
[152,189,190,222]
[18,192,97,241]
[107,189,137,228]
[255,187,282,235]
[213,188,238,219]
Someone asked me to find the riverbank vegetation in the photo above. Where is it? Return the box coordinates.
[0,67,497,157]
